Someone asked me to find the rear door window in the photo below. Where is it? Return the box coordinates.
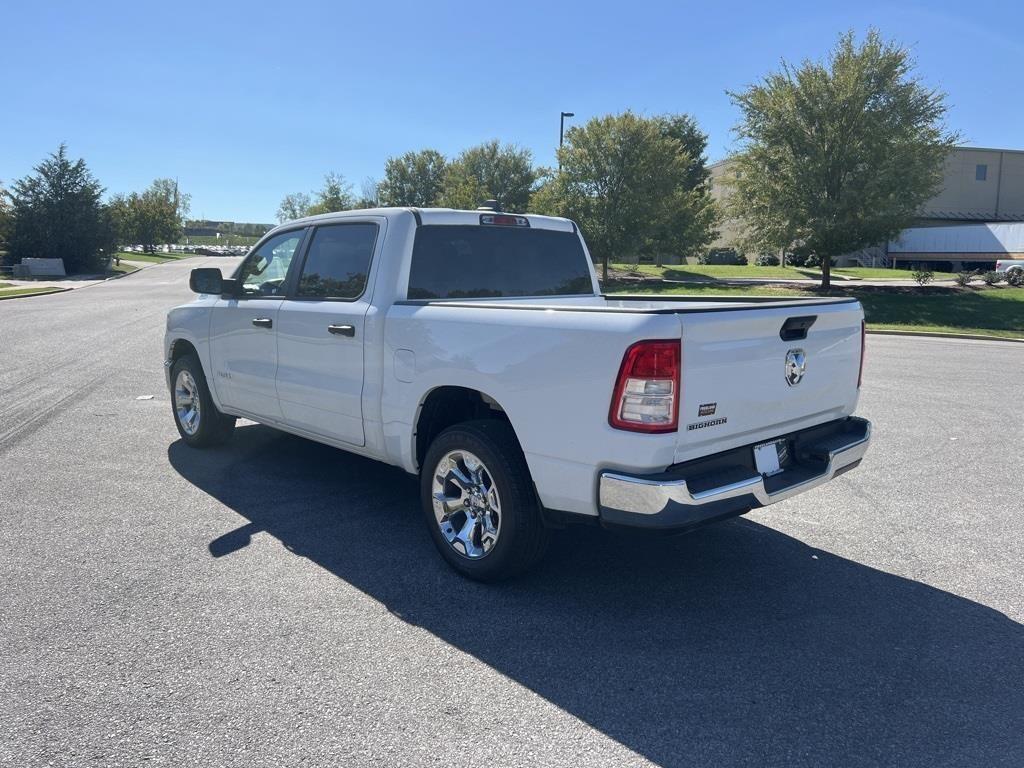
[296,223,379,300]
[407,225,593,299]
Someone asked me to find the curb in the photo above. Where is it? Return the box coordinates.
[0,286,73,301]
[71,262,154,292]
[867,328,1024,344]
[104,263,151,281]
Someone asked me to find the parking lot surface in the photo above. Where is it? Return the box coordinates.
[1,259,1022,767]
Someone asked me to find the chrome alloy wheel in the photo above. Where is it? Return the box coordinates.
[174,369,202,436]
[431,450,502,559]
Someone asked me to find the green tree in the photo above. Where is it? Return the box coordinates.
[308,172,355,215]
[111,178,189,250]
[379,149,448,207]
[535,112,718,281]
[0,180,11,251]
[727,30,957,288]
[277,192,312,223]
[8,144,116,273]
[354,176,380,208]
[440,141,536,212]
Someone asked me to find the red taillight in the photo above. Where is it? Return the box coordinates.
[609,340,680,433]
[857,320,866,388]
[480,213,530,227]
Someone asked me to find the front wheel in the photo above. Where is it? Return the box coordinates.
[421,420,549,581]
[170,353,236,448]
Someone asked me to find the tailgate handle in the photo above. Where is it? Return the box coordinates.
[780,315,816,341]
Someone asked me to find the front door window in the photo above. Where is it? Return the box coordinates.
[236,230,304,297]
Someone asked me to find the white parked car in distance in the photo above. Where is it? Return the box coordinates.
[165,207,871,580]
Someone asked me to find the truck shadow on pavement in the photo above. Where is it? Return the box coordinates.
[169,425,1023,768]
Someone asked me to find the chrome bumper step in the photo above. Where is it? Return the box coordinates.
[598,417,871,530]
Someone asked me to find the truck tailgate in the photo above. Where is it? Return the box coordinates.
[674,301,863,462]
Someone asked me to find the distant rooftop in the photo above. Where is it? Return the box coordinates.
[709,144,1024,167]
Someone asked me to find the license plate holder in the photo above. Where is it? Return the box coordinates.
[753,439,788,477]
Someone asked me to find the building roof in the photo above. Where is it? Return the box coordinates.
[708,144,1024,168]
[919,210,1024,222]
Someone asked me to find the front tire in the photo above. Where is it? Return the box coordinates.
[421,420,549,581]
[170,353,236,448]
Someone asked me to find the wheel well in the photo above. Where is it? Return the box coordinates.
[415,386,510,469]
[169,338,199,365]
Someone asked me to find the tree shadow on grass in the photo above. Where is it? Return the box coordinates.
[169,425,1023,767]
[856,287,1024,334]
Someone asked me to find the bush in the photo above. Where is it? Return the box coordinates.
[911,268,934,286]
[755,253,780,267]
[1006,268,1024,287]
[982,271,1003,285]
[954,271,973,287]
[699,249,748,266]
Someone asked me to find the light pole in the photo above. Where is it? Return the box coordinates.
[558,111,574,170]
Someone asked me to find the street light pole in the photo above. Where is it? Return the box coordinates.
[558,111,574,170]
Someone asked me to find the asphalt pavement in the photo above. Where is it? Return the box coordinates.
[1,258,1022,767]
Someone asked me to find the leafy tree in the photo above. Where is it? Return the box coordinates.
[110,178,189,250]
[658,114,712,190]
[308,172,355,215]
[535,112,718,280]
[379,149,448,207]
[440,141,536,212]
[8,144,116,273]
[277,192,312,223]
[727,30,957,288]
[0,180,11,251]
[354,176,380,209]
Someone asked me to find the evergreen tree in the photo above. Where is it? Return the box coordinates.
[9,144,116,273]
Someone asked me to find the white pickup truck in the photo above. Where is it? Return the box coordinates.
[995,258,1024,278]
[165,207,871,580]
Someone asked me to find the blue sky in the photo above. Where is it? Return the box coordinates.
[3,0,1022,223]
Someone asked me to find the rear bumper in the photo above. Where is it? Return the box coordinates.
[598,416,871,531]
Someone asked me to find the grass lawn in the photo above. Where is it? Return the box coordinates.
[611,263,811,281]
[853,287,1024,338]
[606,282,801,298]
[0,286,68,299]
[116,251,187,264]
[604,280,1024,339]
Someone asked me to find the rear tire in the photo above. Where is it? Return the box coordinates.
[170,353,236,448]
[421,420,549,581]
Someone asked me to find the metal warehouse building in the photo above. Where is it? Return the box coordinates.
[710,146,1024,268]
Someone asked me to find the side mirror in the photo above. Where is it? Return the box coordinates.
[189,268,223,295]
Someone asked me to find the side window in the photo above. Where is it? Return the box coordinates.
[296,223,378,299]
[237,230,305,297]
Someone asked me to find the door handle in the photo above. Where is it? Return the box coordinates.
[252,317,273,329]
[327,324,356,337]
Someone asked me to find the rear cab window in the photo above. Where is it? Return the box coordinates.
[407,224,594,299]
